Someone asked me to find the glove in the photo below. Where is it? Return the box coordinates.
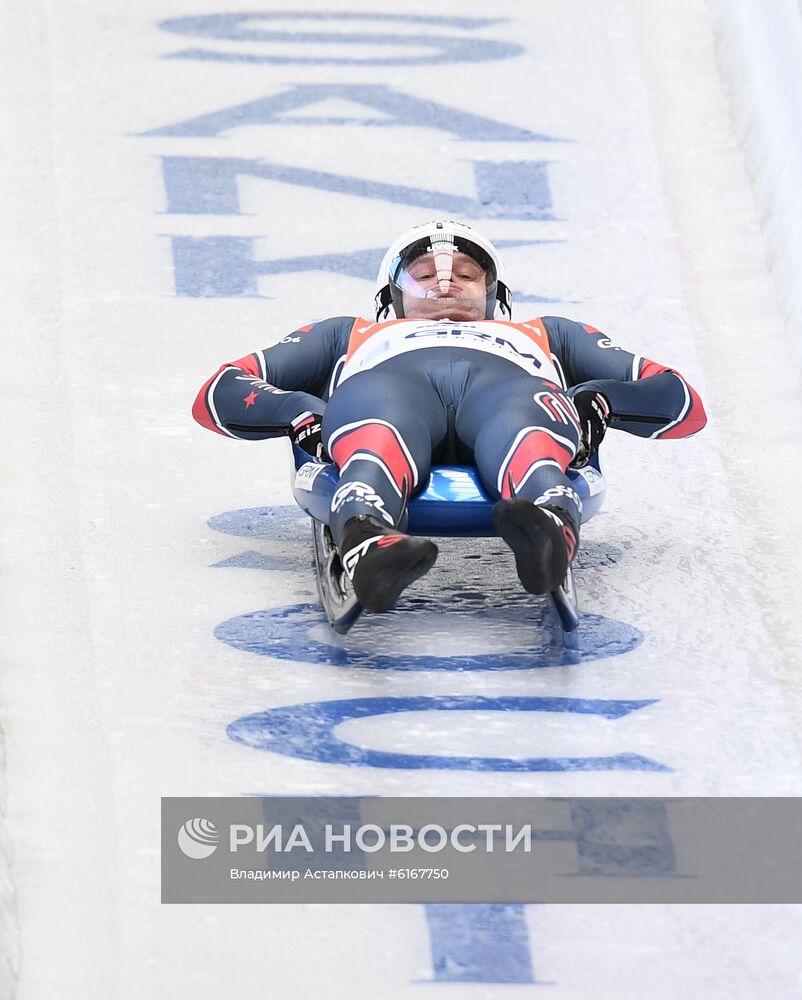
[289,410,326,459]
[571,390,611,466]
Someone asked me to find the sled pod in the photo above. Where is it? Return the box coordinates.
[289,445,603,638]
[290,446,605,536]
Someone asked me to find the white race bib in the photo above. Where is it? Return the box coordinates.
[339,319,559,383]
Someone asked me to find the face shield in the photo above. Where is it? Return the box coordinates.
[388,235,498,322]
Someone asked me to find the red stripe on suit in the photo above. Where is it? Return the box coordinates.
[330,423,414,492]
[502,430,574,498]
[192,354,262,436]
[638,358,707,438]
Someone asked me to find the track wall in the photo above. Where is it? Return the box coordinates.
[711,0,802,354]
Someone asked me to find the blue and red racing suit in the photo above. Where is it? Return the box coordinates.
[193,315,706,542]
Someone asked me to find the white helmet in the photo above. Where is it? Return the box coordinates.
[374,220,512,322]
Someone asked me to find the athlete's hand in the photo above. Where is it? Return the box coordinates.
[289,411,326,459]
[570,390,611,466]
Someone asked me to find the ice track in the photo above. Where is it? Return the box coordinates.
[2,1,802,997]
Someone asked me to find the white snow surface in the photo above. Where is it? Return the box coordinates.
[1,0,802,998]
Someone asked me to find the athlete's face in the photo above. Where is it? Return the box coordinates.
[401,251,488,322]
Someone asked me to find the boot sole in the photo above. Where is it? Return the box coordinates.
[357,539,438,613]
[493,500,567,595]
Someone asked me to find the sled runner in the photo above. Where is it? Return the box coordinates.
[290,443,606,640]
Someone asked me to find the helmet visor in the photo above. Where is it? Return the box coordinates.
[389,235,498,321]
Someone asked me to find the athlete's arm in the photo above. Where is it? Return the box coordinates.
[542,316,707,439]
[192,317,354,441]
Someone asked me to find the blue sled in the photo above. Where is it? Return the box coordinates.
[291,443,606,640]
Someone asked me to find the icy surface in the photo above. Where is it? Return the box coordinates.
[1,0,802,998]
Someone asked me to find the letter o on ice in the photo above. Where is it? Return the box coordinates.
[226,695,665,773]
[158,12,523,66]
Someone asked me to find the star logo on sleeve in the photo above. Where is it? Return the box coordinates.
[243,391,258,408]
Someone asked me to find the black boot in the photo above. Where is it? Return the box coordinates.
[492,499,578,595]
[339,515,438,613]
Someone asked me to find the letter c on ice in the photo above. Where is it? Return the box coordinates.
[226,696,670,772]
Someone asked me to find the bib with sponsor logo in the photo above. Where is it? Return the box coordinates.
[339,317,559,384]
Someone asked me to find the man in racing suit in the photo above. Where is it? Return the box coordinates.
[194,221,706,613]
